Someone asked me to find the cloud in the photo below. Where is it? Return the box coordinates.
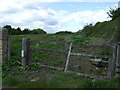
[58,9,110,32]
[0,0,113,33]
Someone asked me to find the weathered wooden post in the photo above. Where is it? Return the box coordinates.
[107,46,117,78]
[0,27,10,89]
[22,38,30,67]
[64,43,72,72]
[115,43,120,77]
[0,28,10,63]
[63,44,69,70]
[6,29,10,61]
[0,28,2,90]
[0,28,3,64]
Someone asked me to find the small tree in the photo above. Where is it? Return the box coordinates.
[83,23,93,29]
[3,25,12,34]
[22,28,30,34]
[107,7,120,20]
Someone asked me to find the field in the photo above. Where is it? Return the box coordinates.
[2,34,120,88]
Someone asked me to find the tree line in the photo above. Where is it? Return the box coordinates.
[3,25,74,35]
[3,25,47,35]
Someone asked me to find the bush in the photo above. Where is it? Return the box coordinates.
[30,28,47,34]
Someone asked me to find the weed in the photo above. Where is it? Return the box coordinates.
[28,64,41,70]
[16,67,26,74]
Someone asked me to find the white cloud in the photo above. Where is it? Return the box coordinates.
[0,0,113,33]
[58,10,110,32]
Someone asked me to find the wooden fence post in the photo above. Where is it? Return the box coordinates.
[63,44,69,70]
[115,43,120,77]
[64,43,72,72]
[107,46,117,78]
[22,38,30,67]
[0,28,10,63]
[8,37,11,60]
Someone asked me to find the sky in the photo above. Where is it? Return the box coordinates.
[0,0,119,33]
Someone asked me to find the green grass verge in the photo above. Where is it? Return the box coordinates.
[2,72,120,88]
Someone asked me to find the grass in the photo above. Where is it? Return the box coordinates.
[2,72,120,88]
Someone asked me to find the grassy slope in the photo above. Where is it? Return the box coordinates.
[80,18,120,44]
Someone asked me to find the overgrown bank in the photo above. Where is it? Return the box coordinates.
[79,18,120,44]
